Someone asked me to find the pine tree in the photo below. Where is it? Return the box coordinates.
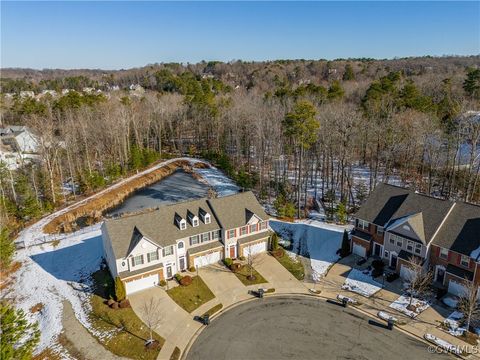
[0,228,15,270]
[0,302,40,360]
[342,64,355,81]
[340,230,350,257]
[463,68,480,99]
[115,277,126,301]
[336,202,347,224]
[271,233,279,251]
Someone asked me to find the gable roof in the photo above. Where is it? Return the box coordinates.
[207,191,269,230]
[432,202,480,257]
[386,212,426,243]
[104,197,221,259]
[356,183,453,243]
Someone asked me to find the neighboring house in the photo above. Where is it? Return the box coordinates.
[101,191,271,295]
[0,126,40,169]
[351,183,480,297]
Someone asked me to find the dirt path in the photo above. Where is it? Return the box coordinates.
[62,301,127,360]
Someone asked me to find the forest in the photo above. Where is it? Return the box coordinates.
[1,56,479,269]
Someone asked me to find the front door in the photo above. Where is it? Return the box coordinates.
[229,246,236,258]
[436,267,445,284]
[390,254,397,269]
[166,265,173,278]
[374,243,382,257]
[179,257,185,271]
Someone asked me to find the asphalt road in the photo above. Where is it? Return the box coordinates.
[186,296,450,360]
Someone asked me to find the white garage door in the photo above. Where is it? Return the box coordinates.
[125,273,159,295]
[194,251,221,268]
[448,280,468,297]
[352,243,366,258]
[244,242,267,257]
[400,265,414,281]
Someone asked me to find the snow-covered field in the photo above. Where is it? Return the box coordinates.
[194,166,240,196]
[270,219,351,281]
[342,269,383,297]
[389,294,430,318]
[10,225,106,352]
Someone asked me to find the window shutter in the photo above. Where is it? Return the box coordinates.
[147,253,150,262]
[457,254,461,265]
[436,247,440,257]
[162,249,166,257]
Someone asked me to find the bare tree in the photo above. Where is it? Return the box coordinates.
[404,256,433,308]
[140,297,163,344]
[458,278,480,333]
[246,245,262,281]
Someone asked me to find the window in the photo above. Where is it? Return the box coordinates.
[163,245,174,257]
[407,241,413,252]
[260,221,268,230]
[250,224,257,233]
[204,215,211,224]
[389,237,395,245]
[132,255,143,266]
[415,243,422,254]
[439,248,448,260]
[147,251,158,262]
[240,226,248,236]
[228,229,236,239]
[178,241,184,250]
[376,227,384,235]
[180,220,186,230]
[201,233,210,243]
[192,218,199,227]
[190,235,199,245]
[358,219,369,231]
[391,234,403,247]
[461,255,470,267]
[211,230,219,240]
[384,251,389,259]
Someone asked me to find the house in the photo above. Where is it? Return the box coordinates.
[0,126,40,169]
[351,183,480,297]
[101,191,271,295]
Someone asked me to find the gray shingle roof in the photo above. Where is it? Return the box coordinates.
[432,202,480,257]
[237,231,272,245]
[355,183,453,243]
[104,198,221,259]
[208,191,269,230]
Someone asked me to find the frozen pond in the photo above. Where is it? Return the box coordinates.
[107,170,210,216]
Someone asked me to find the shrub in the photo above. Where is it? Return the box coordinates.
[114,277,126,301]
[159,279,167,287]
[179,275,192,286]
[110,302,119,310]
[339,230,351,257]
[119,299,131,308]
[107,299,116,306]
[223,258,233,268]
[188,266,196,272]
[372,259,385,271]
[174,273,183,282]
[230,263,242,272]
[272,248,284,258]
[271,233,279,251]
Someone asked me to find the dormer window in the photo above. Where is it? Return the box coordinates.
[187,210,199,227]
[180,219,187,230]
[193,218,199,227]
[204,214,211,224]
[175,213,187,230]
[199,208,211,224]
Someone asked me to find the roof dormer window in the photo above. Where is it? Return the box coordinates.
[180,220,187,230]
[193,218,199,227]
[188,210,199,227]
[175,213,187,230]
[199,208,211,224]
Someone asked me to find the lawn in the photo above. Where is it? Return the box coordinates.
[233,265,268,286]
[167,276,215,313]
[273,248,305,280]
[89,270,165,360]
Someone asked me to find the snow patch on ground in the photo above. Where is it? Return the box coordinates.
[424,334,462,355]
[342,269,383,297]
[270,219,350,280]
[378,311,398,323]
[444,311,466,336]
[10,224,106,352]
[193,167,239,196]
[389,294,430,318]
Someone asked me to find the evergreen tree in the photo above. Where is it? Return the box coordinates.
[342,64,355,81]
[0,228,15,270]
[115,277,126,301]
[336,202,347,224]
[271,233,279,251]
[0,302,40,360]
[463,68,480,99]
[327,81,345,100]
[340,230,350,257]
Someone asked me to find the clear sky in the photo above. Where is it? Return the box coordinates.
[1,1,479,70]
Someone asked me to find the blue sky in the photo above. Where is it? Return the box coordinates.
[1,1,479,69]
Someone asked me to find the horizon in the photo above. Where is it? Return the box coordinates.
[1,1,479,70]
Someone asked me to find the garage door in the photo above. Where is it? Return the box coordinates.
[125,273,159,295]
[400,265,414,281]
[244,241,267,257]
[448,280,468,297]
[352,243,366,258]
[194,251,221,268]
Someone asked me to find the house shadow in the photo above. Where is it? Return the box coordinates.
[30,234,104,289]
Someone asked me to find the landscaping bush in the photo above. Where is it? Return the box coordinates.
[339,230,351,257]
[119,299,131,308]
[107,298,116,306]
[272,248,284,258]
[271,233,279,251]
[159,280,167,287]
[174,273,183,282]
[188,266,196,272]
[179,275,192,286]
[223,258,233,268]
[371,260,385,277]
[114,277,126,301]
[110,302,119,310]
[238,256,245,261]
[230,263,242,272]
